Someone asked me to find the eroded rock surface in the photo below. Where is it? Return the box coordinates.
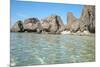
[11,20,24,32]
[23,18,42,32]
[11,5,95,34]
[65,5,95,33]
[41,15,65,34]
[65,12,80,33]
[80,5,95,33]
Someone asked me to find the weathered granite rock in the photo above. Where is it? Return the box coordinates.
[56,16,65,33]
[66,5,95,33]
[65,12,77,30]
[11,5,95,34]
[23,18,42,32]
[67,12,77,24]
[41,15,65,34]
[41,19,50,32]
[80,5,95,33]
[11,20,24,32]
[65,12,80,33]
[61,31,71,35]
[70,20,80,33]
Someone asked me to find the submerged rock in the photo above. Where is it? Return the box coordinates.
[11,20,24,32]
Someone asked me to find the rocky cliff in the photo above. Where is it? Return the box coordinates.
[65,12,80,33]
[23,18,42,32]
[11,5,95,34]
[41,15,65,34]
[65,5,95,33]
[80,5,95,33]
[11,15,65,34]
[11,20,24,32]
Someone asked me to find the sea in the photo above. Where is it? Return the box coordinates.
[10,33,95,66]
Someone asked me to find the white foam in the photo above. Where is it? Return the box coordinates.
[35,55,45,64]
[61,31,71,35]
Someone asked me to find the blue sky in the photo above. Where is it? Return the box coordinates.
[11,0,84,26]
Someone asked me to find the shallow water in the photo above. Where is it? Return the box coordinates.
[10,33,95,66]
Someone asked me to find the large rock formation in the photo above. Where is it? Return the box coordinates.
[65,12,76,30]
[23,18,42,32]
[11,20,24,32]
[70,20,80,33]
[11,5,95,34]
[41,15,65,34]
[65,5,95,33]
[80,5,95,33]
[65,12,80,33]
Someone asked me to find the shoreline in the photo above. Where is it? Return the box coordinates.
[10,31,95,37]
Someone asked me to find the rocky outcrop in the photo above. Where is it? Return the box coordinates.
[70,20,80,33]
[65,12,80,33]
[41,15,65,34]
[11,20,24,32]
[65,12,77,30]
[80,5,95,33]
[65,5,95,33]
[23,18,42,32]
[11,5,95,34]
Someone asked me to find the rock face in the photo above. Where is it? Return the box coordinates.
[65,5,95,33]
[41,15,65,34]
[70,20,80,33]
[80,5,95,33]
[23,18,42,32]
[11,20,24,32]
[11,5,95,34]
[65,12,80,33]
[65,12,76,30]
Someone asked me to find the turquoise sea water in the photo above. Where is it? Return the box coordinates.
[10,33,95,66]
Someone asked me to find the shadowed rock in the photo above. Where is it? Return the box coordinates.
[23,18,42,32]
[11,20,24,32]
[80,5,95,33]
[41,15,65,34]
[11,5,95,34]
[66,5,95,33]
[70,20,80,33]
[65,12,80,33]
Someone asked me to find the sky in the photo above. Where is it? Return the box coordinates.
[11,0,84,26]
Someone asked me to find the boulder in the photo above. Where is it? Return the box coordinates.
[11,20,24,32]
[65,12,80,33]
[80,5,95,33]
[23,18,42,32]
[70,20,80,33]
[41,19,50,32]
[41,15,65,34]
